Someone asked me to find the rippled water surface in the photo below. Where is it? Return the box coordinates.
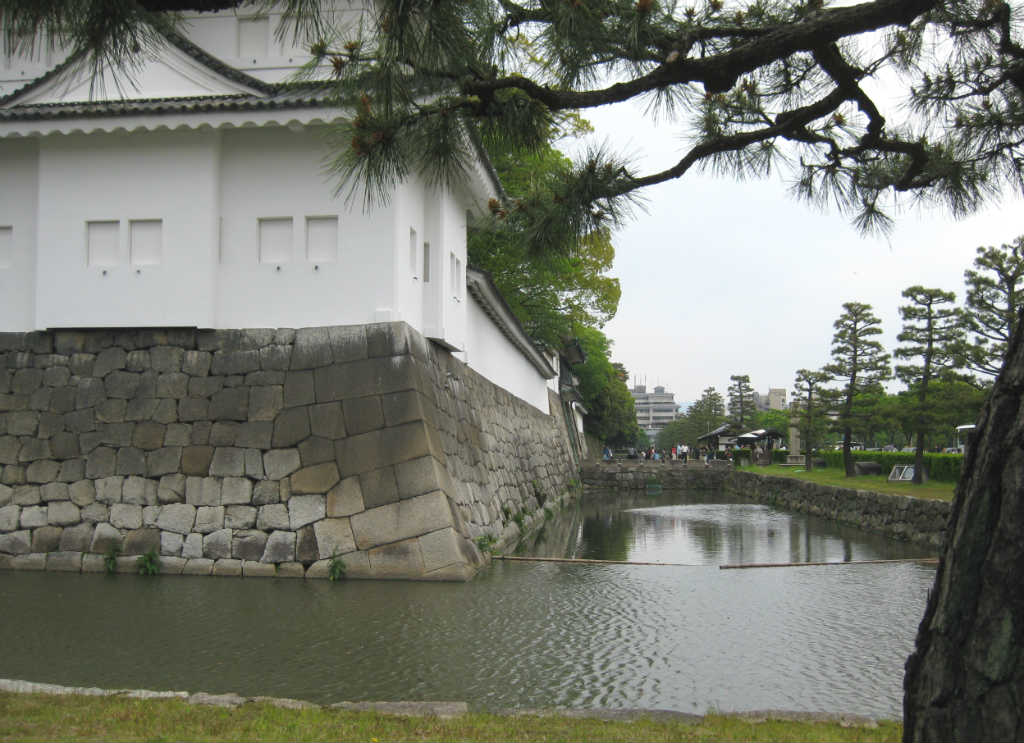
[0,489,936,718]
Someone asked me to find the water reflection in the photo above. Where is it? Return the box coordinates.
[0,488,935,719]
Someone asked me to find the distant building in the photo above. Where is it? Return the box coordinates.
[754,388,787,411]
[631,384,679,440]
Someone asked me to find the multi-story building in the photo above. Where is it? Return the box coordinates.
[631,384,679,440]
[753,388,788,411]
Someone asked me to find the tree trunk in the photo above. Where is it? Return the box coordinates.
[903,317,1024,741]
[843,426,854,476]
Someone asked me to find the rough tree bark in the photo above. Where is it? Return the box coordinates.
[903,314,1024,741]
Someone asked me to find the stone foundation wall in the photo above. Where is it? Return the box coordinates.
[0,323,579,580]
[582,462,950,548]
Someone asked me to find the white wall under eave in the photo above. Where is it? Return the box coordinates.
[35,130,218,329]
[0,139,38,331]
[393,176,426,332]
[464,294,551,413]
[215,126,396,329]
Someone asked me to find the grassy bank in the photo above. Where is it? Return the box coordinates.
[0,693,900,742]
[736,464,954,502]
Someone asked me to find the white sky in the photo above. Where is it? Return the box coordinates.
[566,101,1023,410]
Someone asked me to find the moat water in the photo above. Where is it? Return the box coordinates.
[0,488,936,719]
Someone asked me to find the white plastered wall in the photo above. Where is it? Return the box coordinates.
[35,130,219,328]
[464,294,550,413]
[0,139,38,330]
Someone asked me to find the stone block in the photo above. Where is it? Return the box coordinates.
[156,474,185,504]
[0,503,18,531]
[240,560,275,577]
[80,503,108,523]
[395,456,448,500]
[295,524,318,563]
[232,529,267,561]
[290,328,333,371]
[252,480,279,506]
[291,462,340,495]
[85,447,116,478]
[59,522,95,552]
[46,551,82,572]
[298,436,334,466]
[93,347,126,378]
[350,491,455,551]
[261,530,295,563]
[0,436,18,464]
[182,558,214,575]
[123,527,161,556]
[66,408,97,433]
[319,356,416,402]
[259,344,290,371]
[211,350,260,376]
[142,505,160,527]
[381,389,425,427]
[204,528,232,559]
[11,368,43,395]
[275,561,305,578]
[96,398,127,423]
[156,372,189,399]
[146,447,181,477]
[90,522,122,554]
[165,424,191,447]
[185,477,220,507]
[272,407,310,448]
[105,371,141,399]
[133,422,166,450]
[20,505,47,528]
[195,506,225,534]
[0,529,31,554]
[288,494,325,529]
[342,396,384,435]
[325,325,368,363]
[182,350,212,377]
[37,412,65,439]
[418,527,475,574]
[160,530,183,556]
[95,476,123,504]
[159,556,186,575]
[181,446,213,476]
[116,447,146,476]
[263,449,301,480]
[153,398,181,424]
[210,388,249,421]
[235,422,272,450]
[125,349,149,372]
[366,537,426,578]
[314,518,356,559]
[178,398,210,422]
[32,525,63,552]
[47,500,80,526]
[335,422,433,477]
[309,402,345,440]
[0,483,10,507]
[256,503,289,530]
[122,476,157,506]
[209,422,237,446]
[249,386,283,421]
[244,448,264,479]
[21,441,53,465]
[221,477,252,506]
[79,432,103,455]
[10,552,46,570]
[5,413,36,438]
[110,503,143,530]
[156,503,196,534]
[182,536,203,556]
[43,365,72,387]
[50,387,77,414]
[12,486,40,506]
[188,376,223,398]
[191,421,213,445]
[210,447,245,477]
[40,482,70,502]
[360,466,399,509]
[50,432,80,460]
[57,459,86,483]
[1,465,26,486]
[150,346,184,374]
[81,553,106,573]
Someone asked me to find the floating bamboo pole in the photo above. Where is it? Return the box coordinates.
[719,557,939,570]
[493,555,700,567]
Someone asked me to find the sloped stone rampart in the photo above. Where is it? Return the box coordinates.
[0,324,579,580]
[582,462,949,548]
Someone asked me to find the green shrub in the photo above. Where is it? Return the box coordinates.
[103,546,121,575]
[327,552,346,581]
[772,449,789,464]
[819,449,962,482]
[475,534,497,553]
[136,549,160,576]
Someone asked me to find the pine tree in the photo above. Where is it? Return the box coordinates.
[895,286,964,485]
[727,374,755,430]
[823,302,890,477]
[791,369,832,471]
[688,386,726,440]
[960,236,1024,378]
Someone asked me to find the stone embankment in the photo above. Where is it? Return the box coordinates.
[0,323,578,580]
[582,461,950,548]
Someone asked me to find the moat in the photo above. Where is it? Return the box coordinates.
[0,488,935,719]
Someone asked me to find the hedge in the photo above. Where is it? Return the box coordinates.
[819,450,963,482]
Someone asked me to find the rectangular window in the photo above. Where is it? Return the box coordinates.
[129,219,162,266]
[87,220,120,267]
[238,16,269,59]
[306,216,338,263]
[422,241,430,283]
[0,226,11,268]
[258,217,292,264]
[409,228,418,279]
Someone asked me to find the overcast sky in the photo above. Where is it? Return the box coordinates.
[565,100,1023,411]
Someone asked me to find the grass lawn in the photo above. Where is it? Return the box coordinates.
[736,464,954,502]
[0,693,901,743]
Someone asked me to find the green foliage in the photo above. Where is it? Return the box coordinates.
[512,509,527,532]
[572,326,643,447]
[327,552,346,581]
[959,236,1024,378]
[791,368,832,470]
[727,374,755,429]
[819,450,963,483]
[103,545,121,575]
[136,549,159,577]
[475,534,497,553]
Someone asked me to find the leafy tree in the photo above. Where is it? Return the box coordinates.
[11,0,1024,737]
[959,236,1024,378]
[572,325,643,448]
[791,369,832,471]
[688,386,727,442]
[895,286,965,484]
[823,302,890,477]
[726,374,755,430]
[752,408,791,437]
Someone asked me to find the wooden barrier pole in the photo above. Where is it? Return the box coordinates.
[493,555,700,567]
[719,557,939,569]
